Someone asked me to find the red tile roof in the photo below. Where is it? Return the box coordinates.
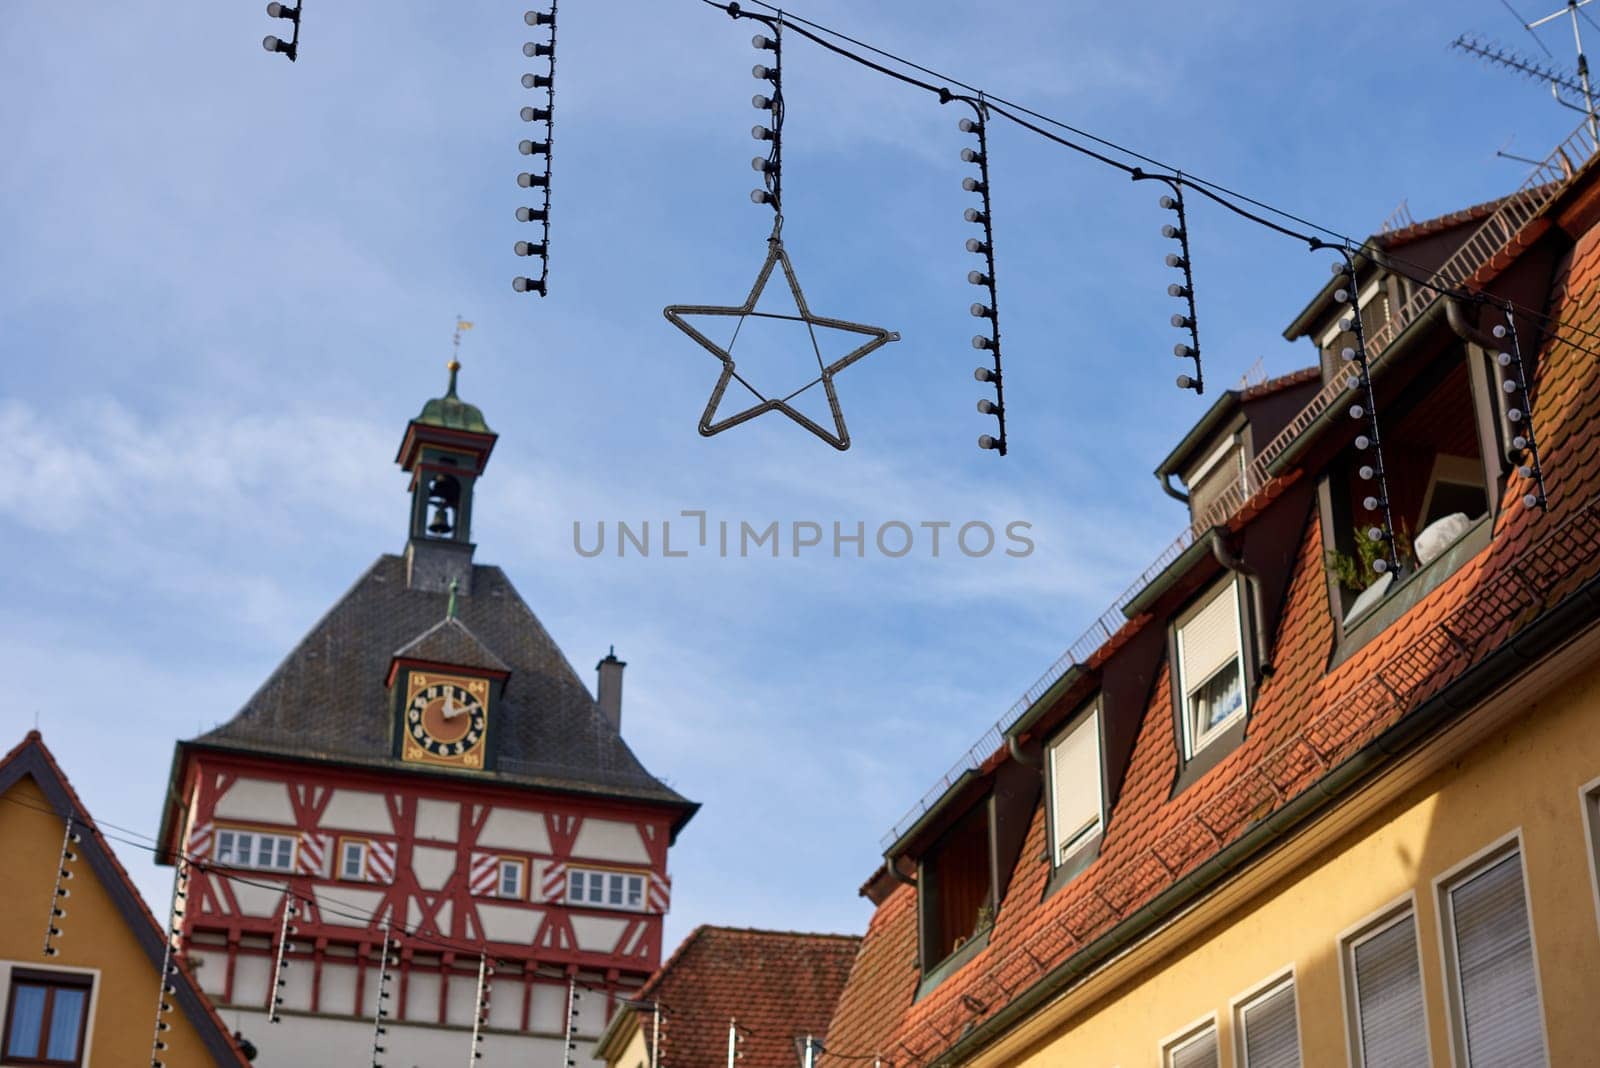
[822,164,1600,1067]
[1372,193,1513,249]
[0,731,252,1066]
[620,926,861,1068]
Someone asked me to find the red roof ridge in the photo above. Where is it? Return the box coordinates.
[1373,192,1514,249]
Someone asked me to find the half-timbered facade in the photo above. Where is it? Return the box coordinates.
[155,362,697,1066]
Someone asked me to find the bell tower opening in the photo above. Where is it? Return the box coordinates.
[396,358,497,594]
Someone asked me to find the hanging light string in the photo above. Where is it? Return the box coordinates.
[268,895,299,1024]
[262,2,302,62]
[515,1,559,296]
[750,20,784,215]
[562,974,581,1067]
[1136,174,1204,394]
[961,99,1009,454]
[1495,311,1552,509]
[371,919,398,1068]
[469,952,494,1064]
[150,860,190,1068]
[1328,251,1405,576]
[42,814,78,958]
[702,0,1600,367]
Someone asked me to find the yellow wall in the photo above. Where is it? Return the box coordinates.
[0,773,223,1066]
[997,652,1600,1067]
[597,1009,652,1068]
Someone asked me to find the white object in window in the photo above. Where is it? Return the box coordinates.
[1237,977,1300,1068]
[1175,579,1247,756]
[1347,910,1429,1067]
[1342,571,1395,627]
[567,868,646,911]
[1415,512,1474,567]
[498,860,524,899]
[1164,1023,1218,1068]
[340,841,367,881]
[216,828,297,872]
[1047,707,1102,866]
[1442,851,1547,1067]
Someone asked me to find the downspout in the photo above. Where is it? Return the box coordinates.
[886,855,916,886]
[1007,734,1042,767]
[1209,529,1272,679]
[1158,472,1189,504]
[1446,297,1522,464]
[932,569,1600,1068]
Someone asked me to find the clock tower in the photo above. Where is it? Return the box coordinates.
[156,360,697,1068]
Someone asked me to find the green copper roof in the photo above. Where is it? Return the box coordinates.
[415,361,491,433]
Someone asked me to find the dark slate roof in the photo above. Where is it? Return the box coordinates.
[192,555,688,807]
[395,616,510,674]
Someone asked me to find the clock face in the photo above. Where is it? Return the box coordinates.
[401,673,490,767]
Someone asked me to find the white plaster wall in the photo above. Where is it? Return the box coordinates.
[319,962,358,1016]
[232,880,286,918]
[436,901,453,933]
[279,955,313,1012]
[487,977,522,1029]
[230,1009,601,1068]
[407,897,423,932]
[233,953,272,1010]
[476,903,540,943]
[529,979,565,1034]
[405,972,441,1024]
[415,799,459,842]
[188,949,228,997]
[570,915,628,954]
[320,790,394,834]
[212,778,295,824]
[411,845,457,890]
[445,972,478,1028]
[314,886,386,926]
[478,807,552,852]
[571,818,649,864]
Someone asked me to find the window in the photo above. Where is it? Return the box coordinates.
[1162,1021,1218,1068]
[340,840,367,881]
[1046,706,1103,869]
[918,800,995,971]
[4,969,92,1066]
[1439,848,1547,1066]
[1343,907,1429,1067]
[216,827,296,872]
[1187,438,1246,524]
[1319,278,1392,383]
[1235,976,1299,1068]
[498,859,525,900]
[1174,578,1247,758]
[567,868,645,911]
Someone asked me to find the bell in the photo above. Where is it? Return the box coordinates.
[428,504,453,536]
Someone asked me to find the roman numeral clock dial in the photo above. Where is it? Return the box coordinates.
[401,673,490,768]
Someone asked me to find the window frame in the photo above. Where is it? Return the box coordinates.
[1172,576,1250,762]
[917,795,999,980]
[1044,701,1104,880]
[338,838,369,882]
[566,867,646,912]
[214,824,298,873]
[3,968,94,1067]
[1159,1014,1219,1068]
[1581,774,1600,940]
[497,858,526,901]
[1431,831,1549,1068]
[1230,968,1301,1068]
[1337,894,1432,1068]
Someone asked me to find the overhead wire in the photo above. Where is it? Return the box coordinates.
[699,0,1600,364]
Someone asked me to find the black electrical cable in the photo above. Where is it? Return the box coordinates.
[701,0,1600,364]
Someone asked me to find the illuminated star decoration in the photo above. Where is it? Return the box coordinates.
[664,233,900,451]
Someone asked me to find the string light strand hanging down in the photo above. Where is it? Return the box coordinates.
[1493,308,1552,510]
[41,815,78,958]
[262,1,302,62]
[149,860,190,1068]
[1132,172,1204,394]
[665,8,900,450]
[960,101,1009,454]
[515,1,559,296]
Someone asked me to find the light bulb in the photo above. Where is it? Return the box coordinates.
[1334,288,1349,303]
[1165,253,1186,269]
[1493,324,1508,338]
[1524,493,1541,508]
[1339,317,1354,332]
[972,335,995,350]
[519,140,550,155]
[1346,375,1360,390]
[978,434,999,450]
[517,172,548,188]
[1159,195,1177,210]
[1363,496,1381,511]
[1497,351,1512,366]
[1509,408,1524,421]
[515,206,547,222]
[1177,373,1197,389]
[960,147,983,164]
[977,398,999,415]
[523,73,552,89]
[970,302,993,318]
[1368,527,1384,542]
[1331,261,1349,276]
[1373,558,1389,573]
[1502,379,1518,393]
[523,42,553,57]
[751,156,774,173]
[1168,283,1189,298]
[974,367,995,382]
[1512,435,1528,450]
[965,237,988,254]
[1349,404,1364,419]
[1171,313,1192,329]
[1355,434,1371,450]
[1359,465,1375,480]
[968,269,990,286]
[750,189,773,204]
[958,117,980,134]
[752,94,773,109]
[525,10,554,25]
[1518,464,1534,478]
[961,177,985,193]
[521,106,551,122]
[1161,223,1183,240]
[752,63,777,80]
[1174,343,1195,358]
[752,33,776,49]
[1341,347,1356,361]
[514,240,546,257]
[964,207,987,224]
[752,125,774,140]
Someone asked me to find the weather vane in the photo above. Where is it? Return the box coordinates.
[664,11,899,451]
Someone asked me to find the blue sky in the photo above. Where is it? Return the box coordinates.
[1,0,1589,949]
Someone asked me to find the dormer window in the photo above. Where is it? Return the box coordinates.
[1319,277,1394,382]
[1046,703,1103,874]
[919,798,996,975]
[1186,438,1246,525]
[1174,577,1248,759]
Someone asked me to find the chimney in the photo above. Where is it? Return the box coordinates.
[596,646,626,731]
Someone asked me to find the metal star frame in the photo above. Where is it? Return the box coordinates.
[664,231,900,450]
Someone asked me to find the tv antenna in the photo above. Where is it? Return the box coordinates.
[1452,0,1600,139]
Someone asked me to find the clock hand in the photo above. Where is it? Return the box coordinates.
[441,694,465,720]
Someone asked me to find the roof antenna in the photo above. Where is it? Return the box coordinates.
[1452,0,1600,139]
